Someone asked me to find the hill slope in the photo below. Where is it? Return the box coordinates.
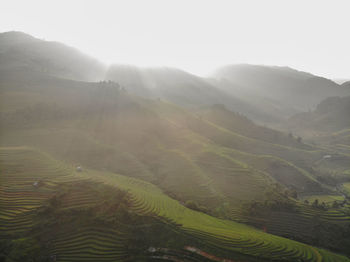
[1,31,350,260]
[1,146,349,262]
[289,96,350,133]
[211,64,350,120]
[0,31,106,81]
[105,64,275,122]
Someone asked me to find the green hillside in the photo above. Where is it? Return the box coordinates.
[1,147,349,262]
[211,64,350,119]
[1,70,349,234]
[0,31,106,81]
[1,32,349,261]
[1,74,341,204]
[289,96,350,134]
[104,65,273,123]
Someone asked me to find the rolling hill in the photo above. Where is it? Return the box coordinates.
[105,64,274,122]
[2,71,344,200]
[210,64,350,120]
[1,68,349,235]
[289,95,350,133]
[2,31,348,126]
[0,31,106,81]
[1,146,349,262]
[1,31,350,261]
[342,81,350,88]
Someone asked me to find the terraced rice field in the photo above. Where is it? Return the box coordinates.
[195,150,269,203]
[342,183,350,197]
[300,194,345,204]
[1,146,350,262]
[0,147,128,261]
[50,227,128,261]
[298,204,350,223]
[261,205,350,239]
[0,147,74,235]
[82,170,350,262]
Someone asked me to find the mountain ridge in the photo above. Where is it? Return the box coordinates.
[1,30,350,261]
[211,64,350,118]
[2,31,349,125]
[0,31,106,81]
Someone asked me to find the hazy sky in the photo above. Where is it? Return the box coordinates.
[1,0,349,78]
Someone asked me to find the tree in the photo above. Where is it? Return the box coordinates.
[286,189,298,199]
[332,201,339,208]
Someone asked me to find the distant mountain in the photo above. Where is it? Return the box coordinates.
[333,79,350,84]
[197,104,312,150]
[289,95,350,133]
[2,31,348,126]
[105,64,275,122]
[0,31,106,81]
[105,65,229,104]
[211,64,350,118]
[342,81,350,88]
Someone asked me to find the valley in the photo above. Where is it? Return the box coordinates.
[0,31,350,262]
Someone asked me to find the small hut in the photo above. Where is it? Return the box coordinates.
[148,247,156,253]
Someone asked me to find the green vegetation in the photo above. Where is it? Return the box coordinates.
[0,147,201,261]
[0,75,349,260]
[1,34,349,261]
[1,147,349,261]
[343,183,350,197]
[301,195,345,205]
[289,96,350,133]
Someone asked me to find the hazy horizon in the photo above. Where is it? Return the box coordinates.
[1,0,349,79]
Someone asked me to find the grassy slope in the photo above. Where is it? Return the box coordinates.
[1,79,348,207]
[1,74,350,258]
[0,82,278,209]
[312,129,350,156]
[2,74,348,191]
[1,146,349,262]
[343,183,350,197]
